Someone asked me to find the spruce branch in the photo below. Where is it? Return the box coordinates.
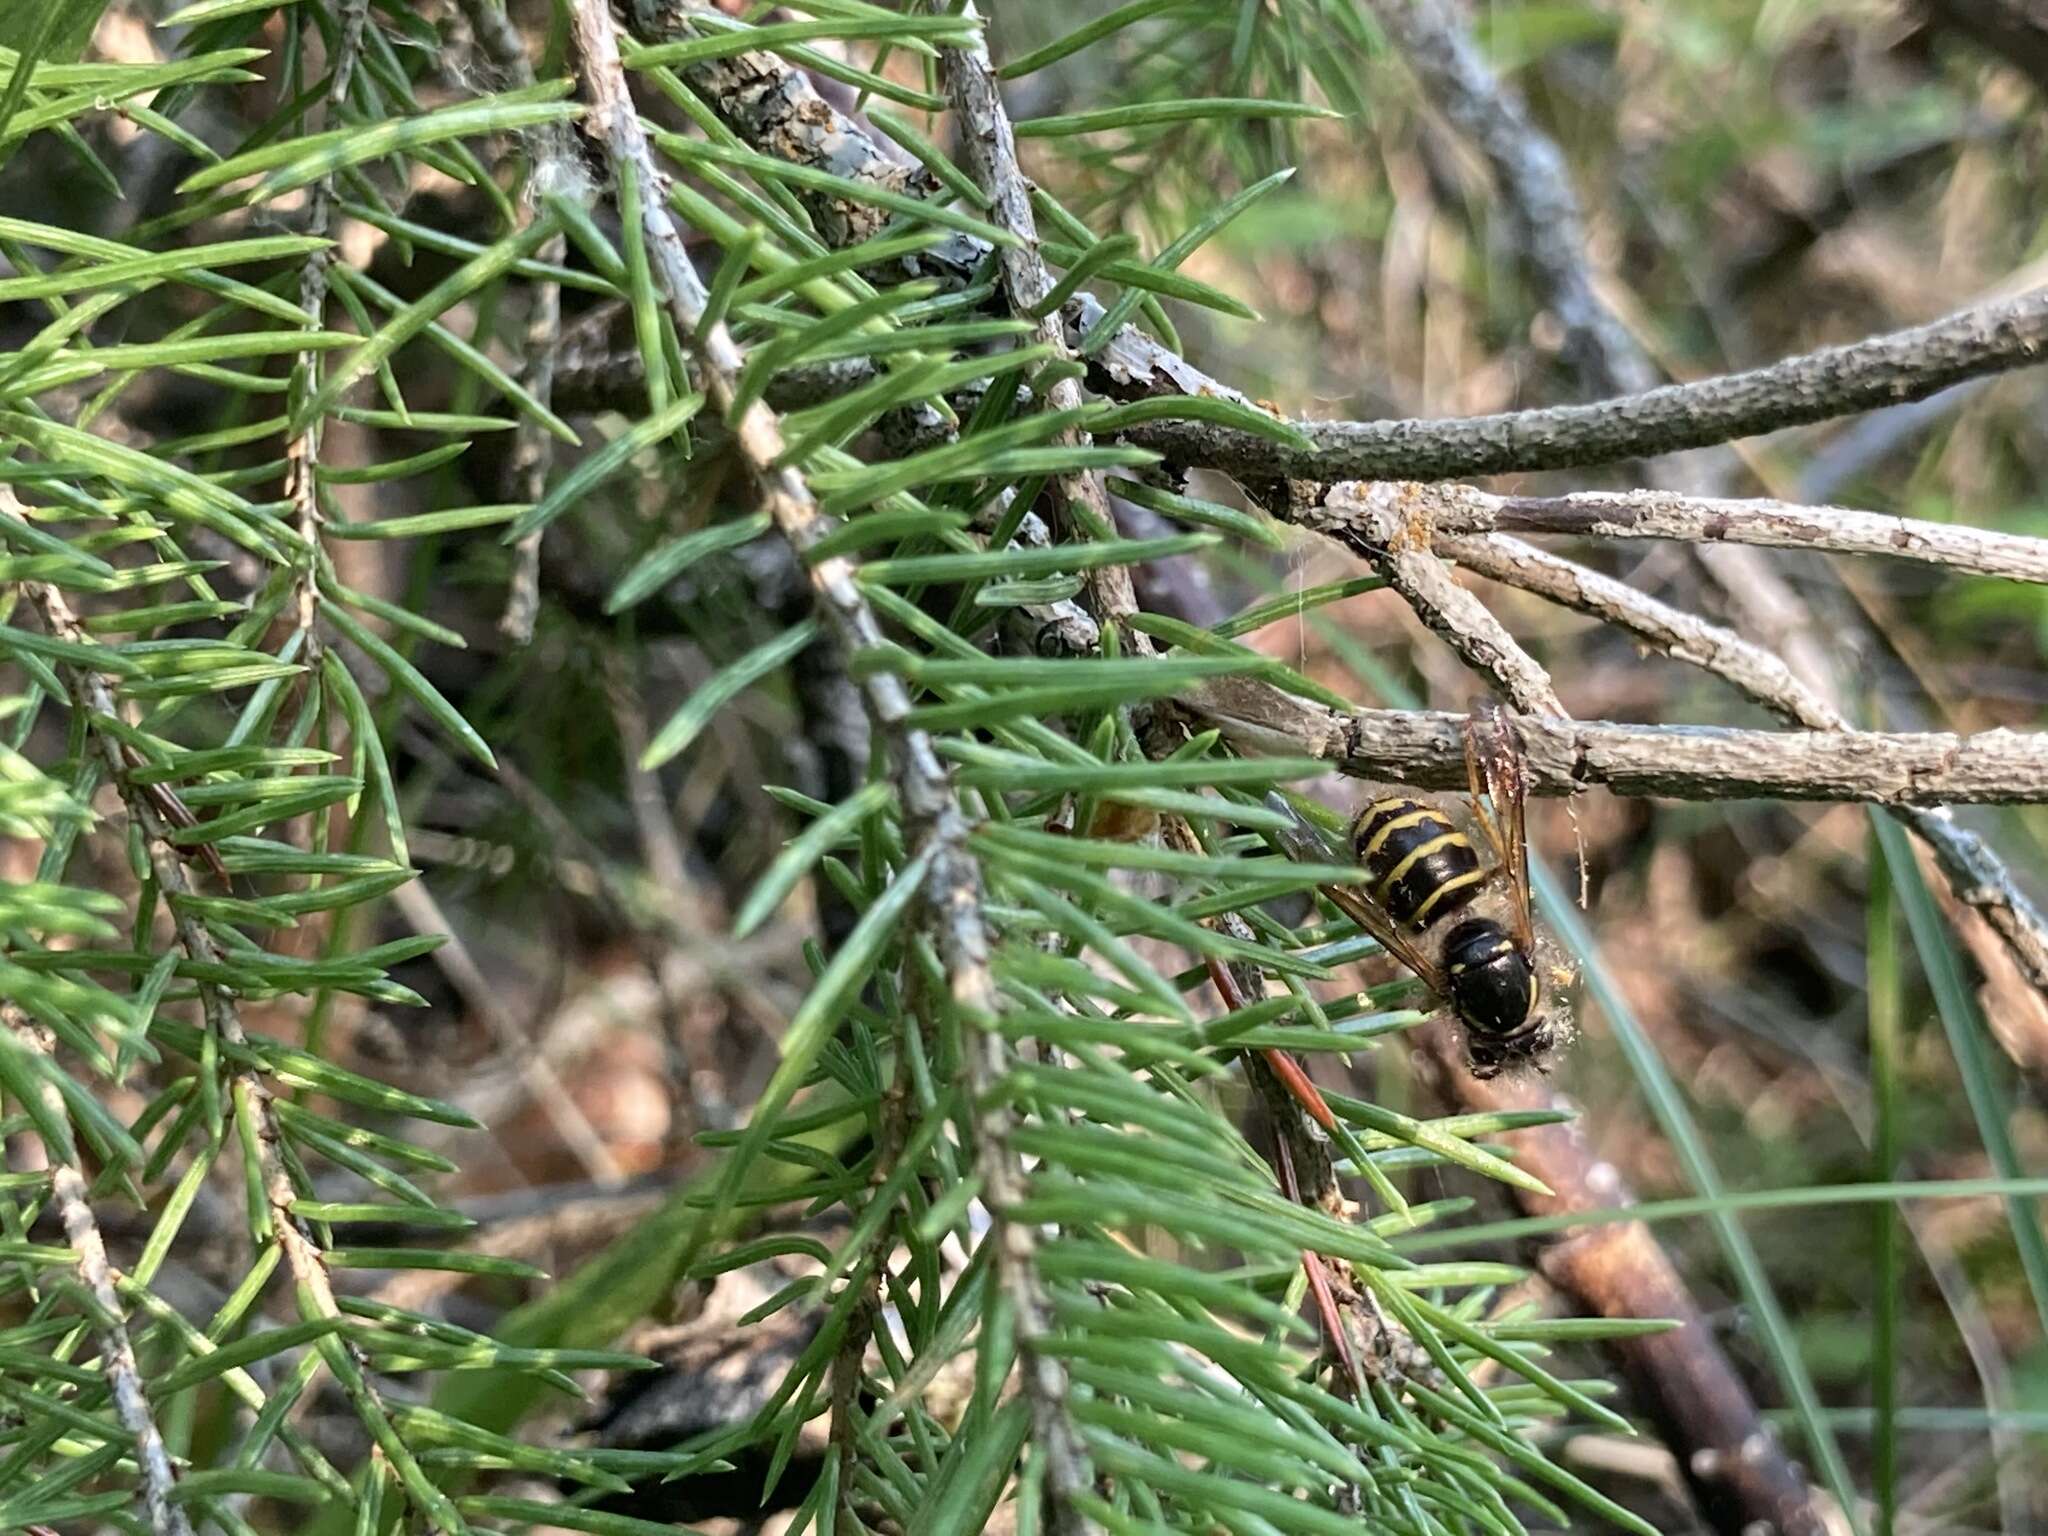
[20,565,463,1536]
[563,5,1092,1525]
[940,10,1143,645]
[285,0,368,643]
[0,1003,194,1536]
[456,0,576,645]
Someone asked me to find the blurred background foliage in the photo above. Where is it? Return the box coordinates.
[2,0,2047,1532]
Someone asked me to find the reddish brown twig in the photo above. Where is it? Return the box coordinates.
[1198,946,1365,1396]
[1423,1046,1829,1536]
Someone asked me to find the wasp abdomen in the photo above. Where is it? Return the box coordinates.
[1351,797,1487,930]
[1443,917,1537,1038]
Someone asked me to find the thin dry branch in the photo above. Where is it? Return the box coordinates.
[1337,480,2048,585]
[1116,286,2048,482]
[1450,535,1829,723]
[1292,479,1575,721]
[1179,685,2048,806]
[0,1004,194,1536]
[1367,0,1653,396]
[563,6,1093,1526]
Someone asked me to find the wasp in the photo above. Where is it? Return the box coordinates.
[1324,707,1569,1078]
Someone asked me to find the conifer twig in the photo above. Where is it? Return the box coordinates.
[285,0,367,642]
[1304,479,1568,716]
[940,9,1145,643]
[563,7,1093,1526]
[20,563,463,1536]
[457,0,576,644]
[0,1003,194,1536]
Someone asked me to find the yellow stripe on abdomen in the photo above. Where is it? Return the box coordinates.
[1359,807,1441,861]
[1371,831,1472,904]
[1410,865,1489,926]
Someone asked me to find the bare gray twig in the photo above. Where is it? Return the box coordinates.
[1314,482,1566,716]
[563,7,1092,1527]
[1317,480,2048,585]
[1366,0,1653,396]
[1179,682,2048,806]
[1446,535,1824,724]
[1115,286,2048,483]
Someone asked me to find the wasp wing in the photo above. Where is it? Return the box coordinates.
[1319,878,1453,999]
[1463,706,1537,954]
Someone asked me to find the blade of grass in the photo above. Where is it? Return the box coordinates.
[1867,819,1901,1536]
[1535,856,1862,1528]
[1873,811,2048,1341]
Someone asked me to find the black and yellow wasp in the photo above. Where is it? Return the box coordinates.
[1322,708,1569,1078]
